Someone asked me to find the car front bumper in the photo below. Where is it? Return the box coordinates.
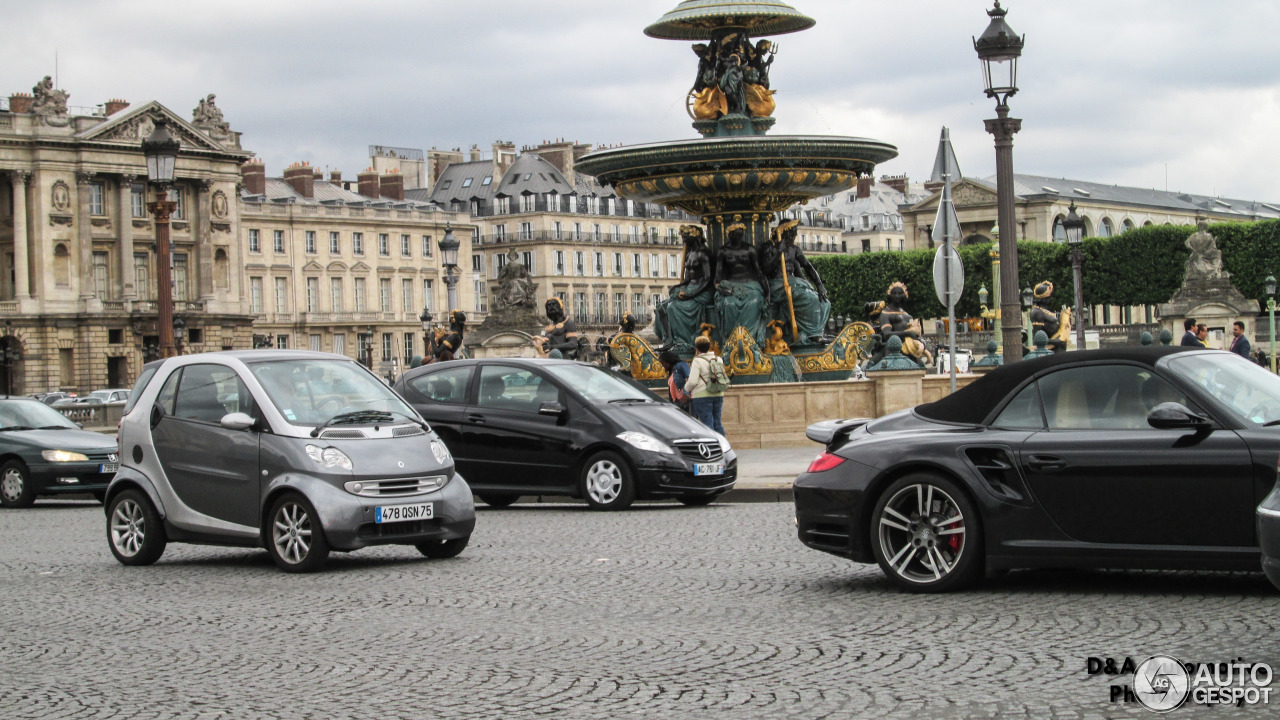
[29,462,115,495]
[634,450,737,500]
[314,473,477,552]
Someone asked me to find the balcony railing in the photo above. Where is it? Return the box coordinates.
[473,231,681,247]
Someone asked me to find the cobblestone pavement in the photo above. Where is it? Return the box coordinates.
[2,500,1277,719]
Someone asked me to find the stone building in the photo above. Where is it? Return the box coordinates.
[1,85,254,395]
[414,140,698,354]
[782,174,929,257]
[239,160,475,370]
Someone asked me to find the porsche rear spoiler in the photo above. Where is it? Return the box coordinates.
[805,417,872,446]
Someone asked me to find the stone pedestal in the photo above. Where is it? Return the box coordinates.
[869,368,926,417]
[1158,225,1261,351]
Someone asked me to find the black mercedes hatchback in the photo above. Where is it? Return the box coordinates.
[394,358,736,510]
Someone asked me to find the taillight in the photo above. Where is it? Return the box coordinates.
[807,451,845,473]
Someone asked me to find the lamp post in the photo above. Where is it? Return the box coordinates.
[988,241,1002,354]
[142,120,180,359]
[172,316,186,356]
[1021,285,1034,345]
[1,326,20,396]
[1266,274,1276,374]
[420,306,434,360]
[975,0,1025,363]
[1062,201,1087,351]
[437,223,460,312]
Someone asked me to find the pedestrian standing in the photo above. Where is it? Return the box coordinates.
[684,336,727,435]
[659,350,692,414]
[1229,320,1252,359]
[1196,323,1209,347]
[1180,318,1203,347]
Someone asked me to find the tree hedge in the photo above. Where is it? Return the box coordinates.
[810,219,1280,321]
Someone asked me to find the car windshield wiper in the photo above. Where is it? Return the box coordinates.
[37,425,73,430]
[1263,420,1280,427]
[607,397,652,404]
[0,425,34,432]
[309,409,428,437]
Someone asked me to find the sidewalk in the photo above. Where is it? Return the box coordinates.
[719,446,817,503]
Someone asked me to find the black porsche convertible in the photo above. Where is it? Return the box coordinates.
[794,346,1280,592]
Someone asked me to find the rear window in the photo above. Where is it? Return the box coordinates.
[122,367,159,415]
[407,366,472,405]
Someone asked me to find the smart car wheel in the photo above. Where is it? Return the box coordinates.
[580,451,635,511]
[107,490,167,566]
[417,535,469,559]
[0,459,35,508]
[478,493,519,508]
[870,473,982,593]
[267,494,330,573]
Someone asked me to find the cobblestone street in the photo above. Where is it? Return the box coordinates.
[2,500,1276,719]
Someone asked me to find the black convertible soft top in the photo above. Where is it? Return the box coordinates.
[915,346,1206,425]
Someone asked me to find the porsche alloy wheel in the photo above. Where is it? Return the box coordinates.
[872,474,982,592]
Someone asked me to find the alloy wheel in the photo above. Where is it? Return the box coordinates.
[585,460,622,505]
[272,502,313,565]
[877,483,967,584]
[110,499,147,557]
[1,469,23,504]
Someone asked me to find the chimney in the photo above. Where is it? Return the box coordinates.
[492,140,517,178]
[357,168,381,199]
[8,93,32,114]
[857,176,874,199]
[468,144,482,162]
[241,158,266,196]
[329,169,342,185]
[104,99,130,116]
[381,170,404,201]
[427,149,465,184]
[881,174,909,196]
[283,162,315,199]
[312,168,324,184]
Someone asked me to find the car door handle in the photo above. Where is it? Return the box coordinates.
[1026,455,1067,472]
[466,414,486,424]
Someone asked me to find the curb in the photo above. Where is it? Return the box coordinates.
[475,485,794,507]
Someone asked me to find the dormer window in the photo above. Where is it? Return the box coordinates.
[482,176,492,186]
[461,178,473,188]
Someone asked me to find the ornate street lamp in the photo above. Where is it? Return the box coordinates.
[1062,201,1087,351]
[172,316,186,355]
[142,120,180,358]
[420,306,434,359]
[975,0,1025,362]
[1266,273,1276,373]
[1021,285,1034,345]
[437,223,460,313]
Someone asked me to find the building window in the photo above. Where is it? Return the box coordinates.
[422,235,433,257]
[494,225,507,242]
[522,251,534,274]
[496,197,510,214]
[613,292,625,320]
[379,233,390,256]
[404,333,415,363]
[92,251,110,300]
[649,254,659,278]
[276,335,289,350]
[402,279,414,312]
[353,232,364,255]
[668,254,679,278]
[553,221,563,240]
[381,333,393,362]
[310,334,322,352]
[422,280,433,312]
[573,222,582,240]
[305,231,316,254]
[354,278,366,311]
[555,250,565,275]
[379,278,392,312]
[170,186,185,220]
[89,183,105,216]
[472,254,482,272]
[306,277,319,312]
[134,252,151,300]
[612,252,623,276]
[519,222,533,240]
[519,195,536,213]
[273,230,285,254]
[333,333,346,356]
[574,251,585,276]
[593,252,604,276]
[474,280,488,313]
[331,278,343,312]
[546,193,558,212]
[633,293,644,316]
[131,185,145,218]
[574,292,588,319]
[329,231,340,254]
[401,234,411,257]
[494,252,507,279]
[250,277,263,313]
[248,229,261,253]
[173,253,189,301]
[632,254,641,276]
[630,226,640,242]
[594,292,606,323]
[274,277,288,312]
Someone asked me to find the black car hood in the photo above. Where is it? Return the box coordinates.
[7,428,118,451]
[597,402,717,440]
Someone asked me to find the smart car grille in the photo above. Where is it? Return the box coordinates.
[320,429,366,439]
[673,439,724,463]
[344,476,447,497]
[392,425,425,437]
[357,520,435,538]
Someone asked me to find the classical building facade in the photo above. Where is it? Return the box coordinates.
[1,86,254,395]
[239,161,475,370]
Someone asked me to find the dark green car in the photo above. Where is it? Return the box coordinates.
[0,398,119,507]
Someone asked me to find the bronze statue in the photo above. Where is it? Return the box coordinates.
[534,297,581,359]
[758,220,830,344]
[714,223,770,345]
[434,310,467,362]
[865,282,931,367]
[654,224,714,352]
[1029,281,1071,353]
[719,54,747,116]
[495,247,537,310]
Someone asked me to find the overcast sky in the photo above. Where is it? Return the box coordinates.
[4,0,1279,201]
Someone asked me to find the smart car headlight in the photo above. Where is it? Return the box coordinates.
[617,431,674,454]
[305,444,353,471]
[42,450,89,462]
[430,439,452,465]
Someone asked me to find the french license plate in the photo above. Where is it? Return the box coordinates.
[100,463,119,474]
[694,462,725,476]
[375,502,434,524]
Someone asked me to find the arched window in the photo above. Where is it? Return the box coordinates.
[962,234,989,246]
[1143,221,1153,227]
[1121,219,1136,232]
[1099,217,1115,237]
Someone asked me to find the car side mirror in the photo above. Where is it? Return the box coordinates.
[1147,402,1211,431]
[538,401,567,418]
[150,403,165,430]
[220,412,257,431]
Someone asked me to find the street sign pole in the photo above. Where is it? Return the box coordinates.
[932,169,964,393]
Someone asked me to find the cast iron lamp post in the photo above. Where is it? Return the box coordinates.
[142,121,181,358]
[1266,273,1276,373]
[1062,201,1087,351]
[419,306,433,359]
[172,316,186,356]
[437,223,460,312]
[1021,285,1034,345]
[975,0,1025,362]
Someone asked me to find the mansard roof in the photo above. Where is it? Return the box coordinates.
[245,177,435,209]
[497,153,575,196]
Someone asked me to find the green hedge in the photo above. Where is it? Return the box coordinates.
[810,219,1280,321]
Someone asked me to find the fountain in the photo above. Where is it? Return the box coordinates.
[577,0,898,384]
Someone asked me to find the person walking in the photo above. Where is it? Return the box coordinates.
[1229,320,1252,359]
[1180,318,1204,347]
[1196,323,1210,347]
[684,336,727,435]
[659,350,692,414]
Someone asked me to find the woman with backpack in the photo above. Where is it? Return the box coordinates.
[659,350,693,414]
[684,335,729,434]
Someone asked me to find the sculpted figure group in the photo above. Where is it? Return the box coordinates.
[690,32,777,120]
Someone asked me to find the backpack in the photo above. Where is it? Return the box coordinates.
[705,355,731,394]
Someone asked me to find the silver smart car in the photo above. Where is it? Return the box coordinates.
[104,350,475,573]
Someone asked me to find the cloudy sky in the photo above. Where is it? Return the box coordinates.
[4,0,1279,201]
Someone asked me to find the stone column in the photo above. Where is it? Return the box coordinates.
[118,175,136,299]
[8,171,31,300]
[75,171,95,302]
[196,179,214,301]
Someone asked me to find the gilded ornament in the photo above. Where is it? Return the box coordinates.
[724,326,774,376]
[728,173,744,186]
[760,171,778,185]
[665,177,684,191]
[609,334,667,381]
[795,322,876,373]
[815,171,832,185]
[694,175,713,188]
[640,179,658,193]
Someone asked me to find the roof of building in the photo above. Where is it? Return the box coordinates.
[429,150,618,209]
[974,174,1280,220]
[243,177,436,209]
[499,153,576,196]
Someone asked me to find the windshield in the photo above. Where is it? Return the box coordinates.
[0,400,78,430]
[543,364,653,403]
[1167,352,1280,426]
[249,358,416,426]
